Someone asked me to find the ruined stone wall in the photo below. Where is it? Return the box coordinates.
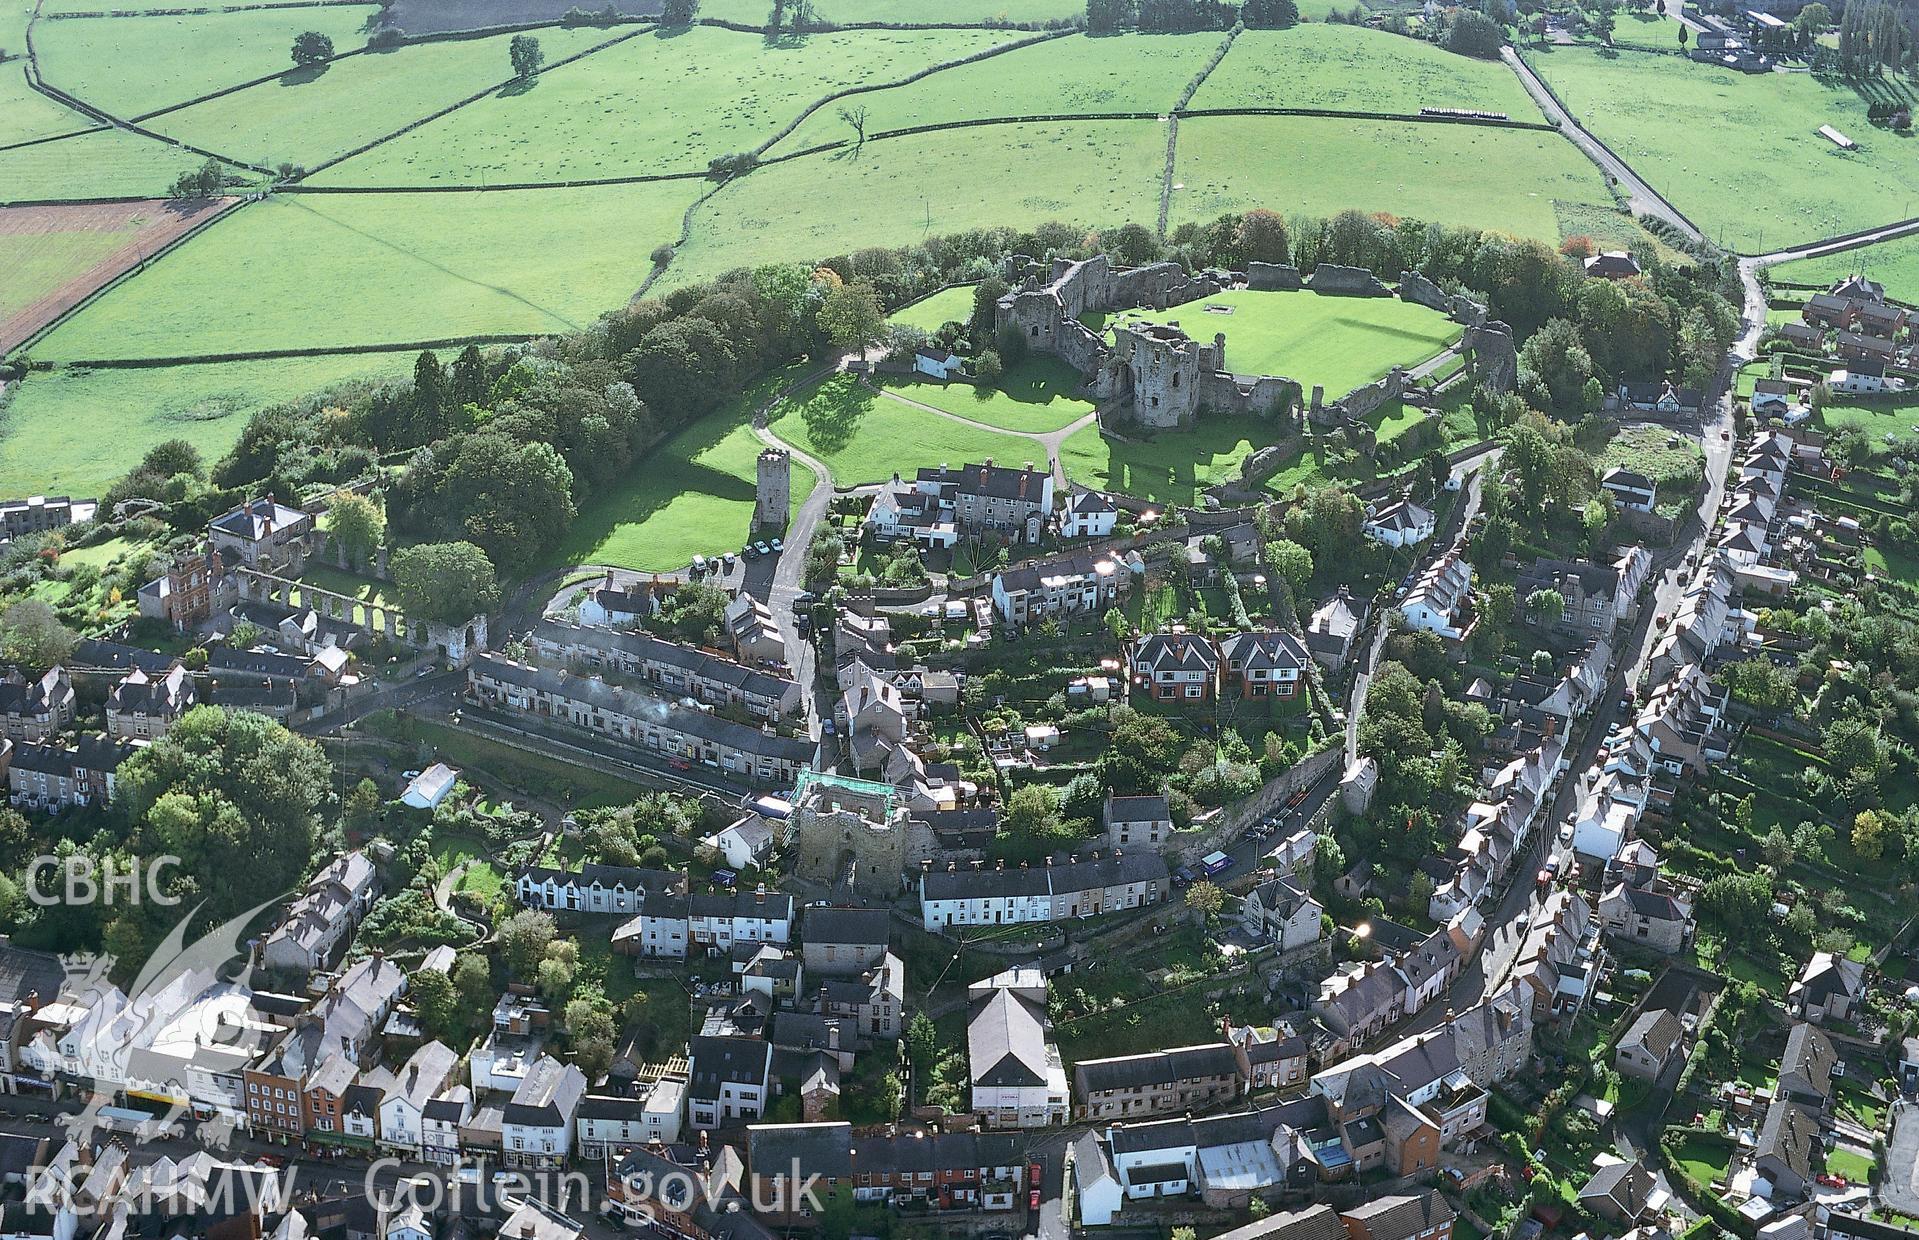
[1463,320,1518,394]
[1201,372,1302,421]
[1247,262,1304,291]
[1308,264,1392,297]
[1398,269,1491,328]
[1054,319,1107,377]
[793,801,911,897]
[1333,366,1407,422]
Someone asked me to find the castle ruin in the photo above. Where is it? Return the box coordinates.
[754,447,791,531]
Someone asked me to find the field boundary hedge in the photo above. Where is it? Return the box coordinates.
[1511,45,1706,238]
[22,9,277,175]
[9,195,247,358]
[121,16,655,127]
[751,26,1073,158]
[0,122,107,154]
[36,332,544,368]
[635,173,738,298]
[282,101,1575,194]
[42,0,368,14]
[1159,25,1239,235]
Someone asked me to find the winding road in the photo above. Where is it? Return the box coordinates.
[1502,45,1704,243]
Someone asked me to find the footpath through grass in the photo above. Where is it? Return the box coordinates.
[767,374,1043,486]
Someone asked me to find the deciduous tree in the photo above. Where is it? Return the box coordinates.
[390,541,502,624]
[509,34,543,80]
[291,30,334,66]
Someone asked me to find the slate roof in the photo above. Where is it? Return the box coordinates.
[1104,793,1171,823]
[922,851,1168,902]
[1076,1042,1242,1094]
[689,1035,773,1102]
[801,905,891,947]
[968,987,1051,1088]
[1338,1191,1456,1240]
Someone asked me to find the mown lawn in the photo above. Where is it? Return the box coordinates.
[33,6,381,120]
[1058,414,1279,507]
[0,351,423,496]
[1171,113,1616,243]
[1827,1147,1876,1182]
[1671,1133,1735,1189]
[767,374,1043,486]
[1529,45,1919,250]
[548,372,819,573]
[1083,288,1458,397]
[325,26,1020,185]
[770,30,1223,153]
[875,356,1094,434]
[1190,24,1542,118]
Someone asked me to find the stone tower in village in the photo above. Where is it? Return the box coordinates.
[755,447,791,531]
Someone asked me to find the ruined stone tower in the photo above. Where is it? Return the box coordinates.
[754,447,791,531]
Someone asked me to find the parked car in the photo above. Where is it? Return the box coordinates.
[754,542,771,556]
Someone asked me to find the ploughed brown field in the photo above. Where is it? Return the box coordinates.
[0,197,232,354]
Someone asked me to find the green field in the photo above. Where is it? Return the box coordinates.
[1609,11,1687,49]
[35,183,696,361]
[1816,393,1919,446]
[891,284,977,333]
[296,564,394,609]
[875,357,1095,433]
[1057,415,1282,506]
[1084,288,1458,395]
[1529,45,1919,250]
[0,351,424,496]
[551,389,819,573]
[1189,25,1542,118]
[771,30,1223,153]
[34,6,381,119]
[322,26,1020,186]
[147,25,622,170]
[767,374,1042,485]
[1770,233,1919,293]
[1171,114,1614,242]
[0,126,227,201]
[1,64,96,146]
[664,120,1165,289]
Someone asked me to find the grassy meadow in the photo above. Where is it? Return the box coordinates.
[320,25,1021,186]
[2,65,96,146]
[697,0,1084,19]
[147,25,622,170]
[34,182,696,360]
[891,284,977,333]
[1190,25,1542,118]
[663,120,1166,289]
[1769,232,1919,291]
[1170,114,1614,241]
[770,30,1223,153]
[767,375,1043,485]
[33,6,381,119]
[1082,288,1459,395]
[875,357,1096,433]
[0,351,425,496]
[0,126,229,201]
[1529,45,1919,250]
